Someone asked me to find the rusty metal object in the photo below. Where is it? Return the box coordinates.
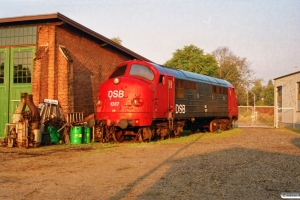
[15,93,27,114]
[26,94,40,131]
[209,119,232,133]
[5,93,43,148]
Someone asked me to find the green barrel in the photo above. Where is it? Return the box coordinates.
[47,126,60,144]
[82,127,91,143]
[70,126,82,144]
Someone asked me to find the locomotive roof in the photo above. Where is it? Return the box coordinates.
[151,63,233,87]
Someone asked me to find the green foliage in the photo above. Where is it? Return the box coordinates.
[164,45,218,76]
[264,80,274,106]
[212,47,256,106]
[250,79,264,105]
[249,79,274,106]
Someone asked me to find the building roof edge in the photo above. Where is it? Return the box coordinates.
[0,12,151,62]
[274,71,300,80]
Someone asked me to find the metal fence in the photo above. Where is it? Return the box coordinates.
[237,106,274,128]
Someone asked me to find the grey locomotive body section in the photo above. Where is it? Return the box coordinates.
[174,79,228,119]
[152,63,231,119]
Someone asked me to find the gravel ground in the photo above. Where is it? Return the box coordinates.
[0,127,299,200]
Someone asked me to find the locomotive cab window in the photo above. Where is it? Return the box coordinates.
[129,64,154,81]
[109,65,127,79]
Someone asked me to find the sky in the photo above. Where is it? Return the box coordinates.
[1,0,300,85]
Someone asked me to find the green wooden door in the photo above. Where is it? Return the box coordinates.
[0,47,35,139]
[0,48,9,139]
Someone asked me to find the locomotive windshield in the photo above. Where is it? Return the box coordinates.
[129,64,154,81]
[109,65,127,79]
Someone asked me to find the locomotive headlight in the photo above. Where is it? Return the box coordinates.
[132,98,144,107]
[113,77,120,85]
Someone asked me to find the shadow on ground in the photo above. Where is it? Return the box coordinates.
[110,147,300,200]
[291,137,300,149]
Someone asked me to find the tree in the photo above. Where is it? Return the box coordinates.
[250,79,264,106]
[262,80,274,106]
[164,45,218,76]
[212,47,255,105]
[111,37,122,45]
[249,79,274,106]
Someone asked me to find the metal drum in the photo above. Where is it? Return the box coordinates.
[82,127,91,143]
[70,126,82,144]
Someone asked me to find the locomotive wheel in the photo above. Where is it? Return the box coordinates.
[137,128,152,142]
[138,133,144,142]
[209,120,219,133]
[138,128,147,142]
[113,130,125,143]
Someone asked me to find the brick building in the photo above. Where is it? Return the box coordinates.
[0,13,150,138]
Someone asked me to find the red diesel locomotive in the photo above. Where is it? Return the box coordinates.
[95,60,238,142]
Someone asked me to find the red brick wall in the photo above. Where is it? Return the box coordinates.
[33,22,132,117]
[33,24,53,105]
[57,47,72,113]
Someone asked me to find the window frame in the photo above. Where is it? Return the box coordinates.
[0,26,37,46]
[277,86,282,112]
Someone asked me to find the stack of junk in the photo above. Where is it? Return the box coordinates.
[1,93,93,148]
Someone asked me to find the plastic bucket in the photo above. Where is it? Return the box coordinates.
[70,126,82,144]
[47,126,60,144]
[82,127,91,143]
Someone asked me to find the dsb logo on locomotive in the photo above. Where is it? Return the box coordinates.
[108,90,124,99]
[176,104,186,114]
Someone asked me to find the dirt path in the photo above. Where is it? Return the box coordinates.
[0,127,300,200]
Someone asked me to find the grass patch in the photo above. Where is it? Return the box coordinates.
[155,128,242,144]
[122,128,242,147]
[285,127,300,134]
[23,128,242,152]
